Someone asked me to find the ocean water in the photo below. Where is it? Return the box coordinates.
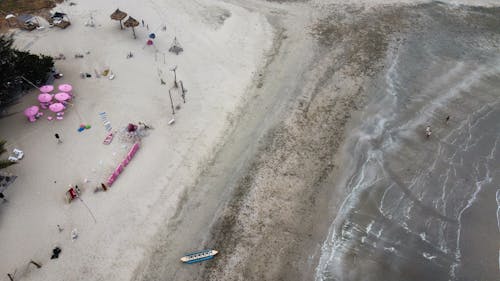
[315,6,500,281]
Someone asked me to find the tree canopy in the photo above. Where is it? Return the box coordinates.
[0,140,15,170]
[0,34,54,107]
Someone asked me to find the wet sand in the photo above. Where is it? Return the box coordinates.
[315,2,500,281]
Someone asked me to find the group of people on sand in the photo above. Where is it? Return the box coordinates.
[425,115,450,139]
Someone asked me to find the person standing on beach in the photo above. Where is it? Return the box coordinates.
[425,126,432,138]
[142,19,144,27]
[55,133,62,143]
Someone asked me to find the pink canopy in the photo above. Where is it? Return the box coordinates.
[54,92,71,102]
[49,103,65,113]
[38,93,53,103]
[24,106,39,117]
[39,85,54,93]
[58,84,72,92]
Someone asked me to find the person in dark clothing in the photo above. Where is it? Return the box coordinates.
[55,133,62,143]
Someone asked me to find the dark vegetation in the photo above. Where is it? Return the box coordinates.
[0,35,54,107]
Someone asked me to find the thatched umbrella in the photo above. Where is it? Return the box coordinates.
[110,9,127,29]
[123,16,139,39]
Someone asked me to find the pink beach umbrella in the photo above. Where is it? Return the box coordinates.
[49,102,65,113]
[58,84,73,92]
[38,93,53,103]
[39,85,54,93]
[24,105,39,117]
[54,92,71,102]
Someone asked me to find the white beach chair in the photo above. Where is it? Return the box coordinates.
[13,149,24,160]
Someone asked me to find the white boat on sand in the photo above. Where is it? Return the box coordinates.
[180,249,218,264]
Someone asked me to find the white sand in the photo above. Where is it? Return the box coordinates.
[0,0,272,280]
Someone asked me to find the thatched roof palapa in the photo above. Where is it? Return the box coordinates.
[123,16,140,38]
[110,9,128,29]
[123,16,139,28]
[110,9,127,21]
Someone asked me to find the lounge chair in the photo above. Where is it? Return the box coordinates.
[13,149,24,160]
[103,132,114,145]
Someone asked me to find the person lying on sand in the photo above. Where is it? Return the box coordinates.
[138,121,153,130]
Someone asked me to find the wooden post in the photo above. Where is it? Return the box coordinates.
[168,89,175,115]
[119,19,123,29]
[173,69,178,88]
[29,260,42,268]
[132,27,136,39]
[180,81,186,103]
[19,76,38,89]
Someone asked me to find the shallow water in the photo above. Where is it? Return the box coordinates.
[315,5,500,281]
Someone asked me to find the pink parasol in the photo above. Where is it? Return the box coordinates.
[58,84,73,92]
[49,103,65,113]
[38,93,53,103]
[39,85,54,93]
[24,106,39,117]
[54,92,71,102]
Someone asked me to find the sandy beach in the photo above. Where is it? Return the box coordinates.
[1,0,499,281]
[0,0,272,280]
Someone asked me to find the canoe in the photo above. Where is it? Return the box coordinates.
[180,249,218,264]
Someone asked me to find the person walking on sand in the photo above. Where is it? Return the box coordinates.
[142,19,144,27]
[445,115,450,123]
[55,133,62,143]
[74,185,81,196]
[425,125,432,138]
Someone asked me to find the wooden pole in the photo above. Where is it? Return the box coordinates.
[119,19,123,29]
[172,69,178,88]
[19,76,38,89]
[180,80,186,103]
[168,89,175,115]
[132,27,136,39]
[29,260,42,268]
